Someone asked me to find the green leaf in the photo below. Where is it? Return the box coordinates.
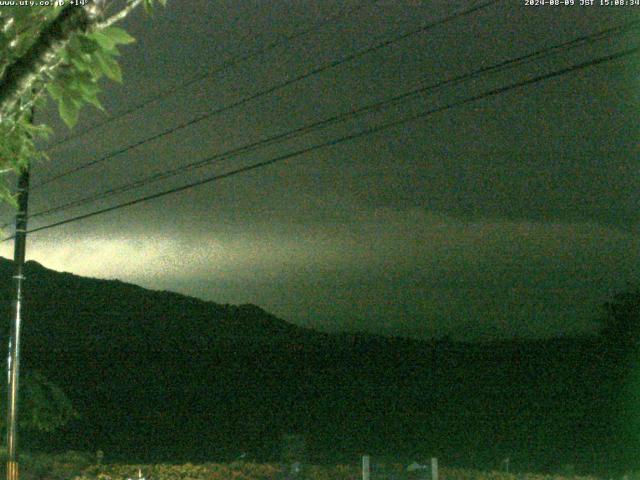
[0,184,18,209]
[88,30,116,52]
[59,97,79,128]
[101,26,135,45]
[45,83,64,102]
[75,53,105,79]
[94,50,122,82]
[70,57,90,72]
[19,117,52,139]
[58,46,70,63]
[143,0,154,15]
[79,83,104,112]
[77,35,99,54]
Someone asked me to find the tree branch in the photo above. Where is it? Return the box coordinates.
[0,4,97,120]
[95,0,144,30]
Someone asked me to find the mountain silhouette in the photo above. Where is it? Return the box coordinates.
[0,257,324,352]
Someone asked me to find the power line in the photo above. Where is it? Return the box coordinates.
[420,18,639,85]
[6,46,636,242]
[44,0,376,152]
[33,0,499,190]
[22,20,638,224]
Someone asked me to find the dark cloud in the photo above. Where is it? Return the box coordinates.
[2,1,636,340]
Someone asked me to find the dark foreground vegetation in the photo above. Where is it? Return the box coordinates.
[0,456,606,480]
[0,259,637,476]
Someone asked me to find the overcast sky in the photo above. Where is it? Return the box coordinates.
[0,0,637,341]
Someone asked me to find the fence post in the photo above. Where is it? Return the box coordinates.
[431,458,438,480]
[362,455,370,480]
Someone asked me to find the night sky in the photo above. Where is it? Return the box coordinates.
[0,0,637,341]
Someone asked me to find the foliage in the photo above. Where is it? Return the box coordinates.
[34,450,96,480]
[598,287,640,355]
[0,0,167,206]
[439,468,597,480]
[0,449,95,480]
[77,462,284,480]
[45,25,136,126]
[70,463,600,480]
[0,370,77,432]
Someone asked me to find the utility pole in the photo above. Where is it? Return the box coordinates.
[6,157,30,480]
